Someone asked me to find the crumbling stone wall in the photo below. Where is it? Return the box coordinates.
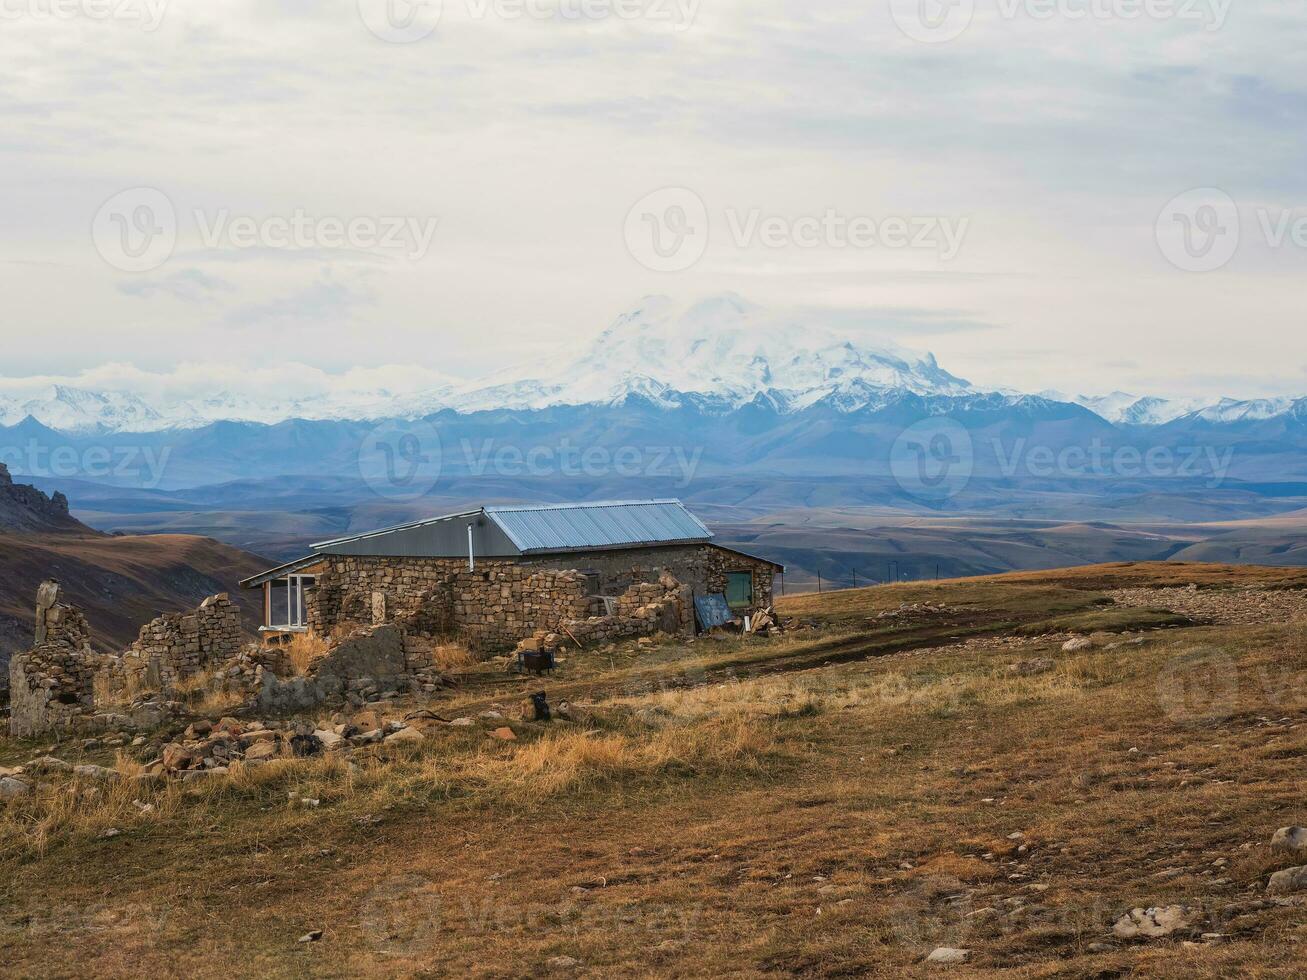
[9,581,98,737]
[112,594,244,690]
[305,545,777,651]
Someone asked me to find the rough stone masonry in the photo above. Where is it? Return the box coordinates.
[9,580,99,737]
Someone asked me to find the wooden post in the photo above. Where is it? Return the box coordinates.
[817,571,823,594]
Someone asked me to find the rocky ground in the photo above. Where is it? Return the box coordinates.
[1108,585,1307,626]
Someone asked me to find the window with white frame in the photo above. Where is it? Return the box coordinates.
[266,575,315,630]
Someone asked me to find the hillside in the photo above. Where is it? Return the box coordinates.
[0,464,268,667]
[2,562,1305,976]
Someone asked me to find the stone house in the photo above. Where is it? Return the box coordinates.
[240,500,783,650]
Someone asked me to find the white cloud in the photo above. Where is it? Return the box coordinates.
[1,1,1305,400]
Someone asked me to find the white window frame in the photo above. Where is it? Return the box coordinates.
[263,574,315,632]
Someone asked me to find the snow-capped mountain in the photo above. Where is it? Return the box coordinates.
[1042,391,1210,427]
[0,295,1299,433]
[0,385,165,435]
[443,294,974,413]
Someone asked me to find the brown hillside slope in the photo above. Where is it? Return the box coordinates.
[0,532,267,657]
[0,464,267,661]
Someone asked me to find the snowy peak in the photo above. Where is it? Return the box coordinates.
[0,385,164,434]
[0,295,1301,432]
[1043,390,1210,427]
[446,293,974,413]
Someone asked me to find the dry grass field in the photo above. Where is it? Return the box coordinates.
[2,562,1306,977]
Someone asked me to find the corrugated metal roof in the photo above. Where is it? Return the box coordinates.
[485,500,712,554]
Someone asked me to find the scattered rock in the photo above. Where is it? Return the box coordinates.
[0,777,33,800]
[384,726,426,746]
[25,755,72,775]
[243,740,282,763]
[1009,658,1055,676]
[546,956,579,970]
[1062,636,1094,652]
[1271,827,1307,853]
[925,947,970,964]
[490,727,517,741]
[73,764,119,782]
[1112,905,1199,939]
[1267,866,1307,895]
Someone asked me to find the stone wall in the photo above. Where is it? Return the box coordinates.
[305,545,778,651]
[309,557,601,651]
[523,573,693,654]
[111,594,244,690]
[9,581,98,737]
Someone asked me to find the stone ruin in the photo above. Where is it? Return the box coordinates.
[5,569,692,739]
[8,583,249,739]
[104,593,244,691]
[9,581,99,737]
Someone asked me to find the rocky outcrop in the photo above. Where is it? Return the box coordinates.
[0,463,88,534]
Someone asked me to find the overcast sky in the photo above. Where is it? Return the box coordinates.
[2,0,1305,404]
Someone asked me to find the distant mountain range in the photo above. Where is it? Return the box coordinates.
[1,295,1302,434]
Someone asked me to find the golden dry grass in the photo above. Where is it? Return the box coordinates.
[284,631,331,676]
[430,641,477,670]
